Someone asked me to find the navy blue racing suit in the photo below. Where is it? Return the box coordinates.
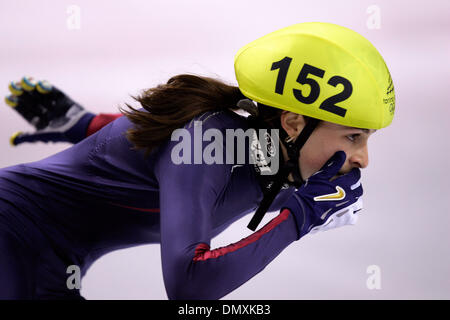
[0,108,298,299]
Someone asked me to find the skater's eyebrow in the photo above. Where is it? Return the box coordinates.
[345,126,377,135]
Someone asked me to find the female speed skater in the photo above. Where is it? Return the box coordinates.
[0,22,395,299]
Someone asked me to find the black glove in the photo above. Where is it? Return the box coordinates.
[4,76,95,145]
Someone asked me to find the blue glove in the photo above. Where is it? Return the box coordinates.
[4,76,96,145]
[281,151,364,240]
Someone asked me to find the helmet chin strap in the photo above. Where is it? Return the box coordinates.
[278,118,320,188]
[247,104,320,231]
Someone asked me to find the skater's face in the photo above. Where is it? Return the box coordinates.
[279,111,376,181]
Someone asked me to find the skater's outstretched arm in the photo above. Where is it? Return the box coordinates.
[4,76,122,145]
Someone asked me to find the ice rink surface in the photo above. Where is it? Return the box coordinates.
[0,0,449,299]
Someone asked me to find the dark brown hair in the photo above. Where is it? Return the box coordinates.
[119,73,310,156]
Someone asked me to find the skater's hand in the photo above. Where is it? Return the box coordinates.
[281,151,364,240]
[4,76,95,145]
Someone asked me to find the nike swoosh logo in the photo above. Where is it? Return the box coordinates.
[314,186,346,201]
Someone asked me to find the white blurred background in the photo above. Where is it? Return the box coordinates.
[0,0,449,299]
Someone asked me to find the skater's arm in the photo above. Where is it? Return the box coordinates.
[155,118,298,300]
[5,76,123,145]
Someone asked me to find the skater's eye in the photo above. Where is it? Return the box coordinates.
[346,134,360,142]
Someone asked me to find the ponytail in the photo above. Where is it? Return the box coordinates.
[120,74,252,156]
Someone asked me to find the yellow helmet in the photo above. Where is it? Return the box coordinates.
[234,22,395,129]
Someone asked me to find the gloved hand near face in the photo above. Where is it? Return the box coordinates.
[282,151,364,240]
